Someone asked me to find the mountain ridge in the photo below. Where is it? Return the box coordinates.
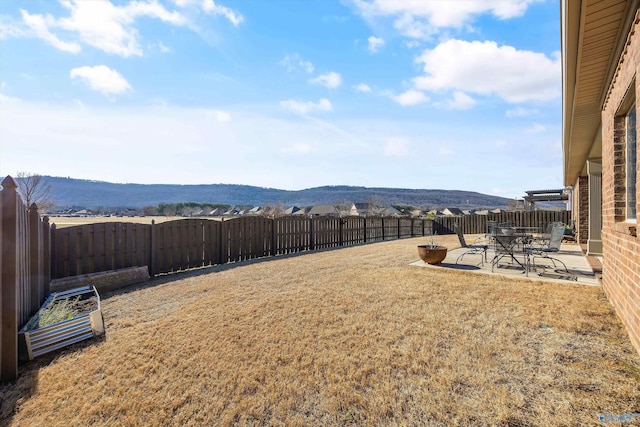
[36,176,514,209]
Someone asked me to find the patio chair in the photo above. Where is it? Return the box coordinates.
[454,223,488,265]
[525,222,575,279]
[530,222,562,246]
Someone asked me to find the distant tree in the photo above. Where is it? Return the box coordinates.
[159,203,177,216]
[365,195,386,216]
[331,199,352,217]
[142,206,158,216]
[262,202,285,217]
[506,199,525,212]
[15,172,54,212]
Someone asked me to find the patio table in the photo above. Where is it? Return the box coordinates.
[488,229,532,275]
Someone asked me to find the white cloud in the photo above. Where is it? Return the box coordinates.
[158,42,172,53]
[404,40,420,49]
[354,83,372,93]
[505,107,537,118]
[353,0,542,39]
[10,0,193,57]
[200,0,244,26]
[20,10,81,53]
[413,39,560,103]
[0,15,28,39]
[172,0,244,25]
[392,90,428,106]
[281,143,316,155]
[384,138,410,157]
[367,36,384,53]
[280,98,333,114]
[446,91,476,110]
[58,0,186,57]
[70,65,132,96]
[309,72,342,89]
[525,123,546,133]
[299,60,314,74]
[279,53,314,73]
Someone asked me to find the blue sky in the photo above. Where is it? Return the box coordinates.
[0,0,561,198]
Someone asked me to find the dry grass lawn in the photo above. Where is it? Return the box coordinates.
[1,235,639,426]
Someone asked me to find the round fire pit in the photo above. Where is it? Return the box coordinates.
[417,245,448,265]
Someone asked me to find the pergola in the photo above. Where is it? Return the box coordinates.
[523,189,569,210]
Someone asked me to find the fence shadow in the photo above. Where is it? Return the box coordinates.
[101,241,381,299]
[0,334,105,425]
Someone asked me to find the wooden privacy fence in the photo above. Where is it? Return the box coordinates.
[1,176,51,382]
[51,216,435,279]
[433,211,572,235]
[50,211,573,280]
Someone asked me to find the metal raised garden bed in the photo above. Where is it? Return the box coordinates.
[18,286,105,361]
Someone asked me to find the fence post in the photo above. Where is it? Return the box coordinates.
[397,218,401,239]
[42,216,50,298]
[270,217,276,256]
[381,217,385,240]
[50,223,57,280]
[219,218,225,265]
[339,218,344,246]
[149,220,156,277]
[28,203,40,316]
[309,217,315,251]
[363,217,367,243]
[1,176,19,382]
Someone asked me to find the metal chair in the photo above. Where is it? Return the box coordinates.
[525,223,575,279]
[454,223,488,265]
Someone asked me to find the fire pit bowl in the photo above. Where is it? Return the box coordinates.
[417,245,448,265]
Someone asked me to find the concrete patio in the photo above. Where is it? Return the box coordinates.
[411,241,600,286]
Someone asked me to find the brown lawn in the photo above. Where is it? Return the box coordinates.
[1,235,639,426]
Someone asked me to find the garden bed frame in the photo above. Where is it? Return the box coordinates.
[18,286,104,361]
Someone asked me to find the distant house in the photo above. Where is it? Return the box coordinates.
[292,207,310,216]
[349,203,388,216]
[473,209,489,216]
[350,203,371,216]
[284,206,301,215]
[410,209,426,217]
[441,207,464,216]
[208,208,224,216]
[381,206,402,216]
[248,206,262,215]
[308,204,341,216]
[223,209,239,216]
[490,208,503,214]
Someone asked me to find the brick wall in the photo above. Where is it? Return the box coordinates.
[601,13,640,355]
[572,175,589,244]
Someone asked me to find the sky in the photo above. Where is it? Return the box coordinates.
[0,0,562,198]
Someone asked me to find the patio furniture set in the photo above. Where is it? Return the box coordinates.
[454,222,576,281]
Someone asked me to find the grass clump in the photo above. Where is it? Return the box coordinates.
[23,296,81,331]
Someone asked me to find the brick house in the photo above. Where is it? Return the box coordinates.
[562,0,639,353]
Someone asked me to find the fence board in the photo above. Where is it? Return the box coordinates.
[51,222,152,279]
[433,211,571,235]
[1,176,51,381]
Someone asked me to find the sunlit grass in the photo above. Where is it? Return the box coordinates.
[1,235,638,426]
